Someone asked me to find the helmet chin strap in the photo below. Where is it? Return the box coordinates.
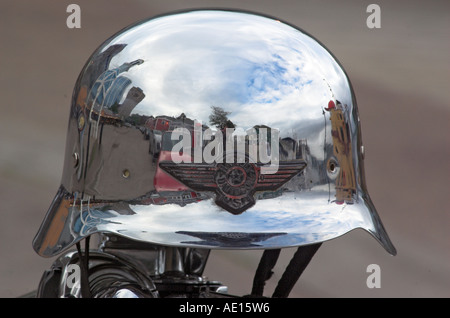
[250,243,322,298]
[76,236,92,298]
[250,249,281,297]
[75,236,320,298]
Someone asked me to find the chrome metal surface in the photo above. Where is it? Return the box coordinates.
[36,238,226,298]
[33,9,396,257]
[36,249,159,298]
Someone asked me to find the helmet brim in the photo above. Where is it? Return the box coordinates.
[33,184,396,257]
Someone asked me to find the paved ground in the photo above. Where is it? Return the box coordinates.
[0,0,449,297]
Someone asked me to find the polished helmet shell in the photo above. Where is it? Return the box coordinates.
[33,10,396,257]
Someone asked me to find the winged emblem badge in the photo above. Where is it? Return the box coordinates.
[159,155,306,214]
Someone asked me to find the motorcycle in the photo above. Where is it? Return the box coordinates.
[35,234,320,298]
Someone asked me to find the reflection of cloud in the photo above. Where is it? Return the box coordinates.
[77,11,367,246]
[82,190,375,249]
[102,10,352,135]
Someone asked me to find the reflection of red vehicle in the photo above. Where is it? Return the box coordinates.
[154,131,192,192]
[145,117,171,131]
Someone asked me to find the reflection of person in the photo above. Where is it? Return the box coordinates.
[326,100,356,204]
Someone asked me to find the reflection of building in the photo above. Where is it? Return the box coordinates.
[279,137,307,161]
[145,116,171,131]
[118,87,145,118]
[88,60,144,116]
[145,115,205,132]
[326,100,356,204]
[80,44,127,89]
[154,131,192,192]
[145,114,211,192]
[73,44,127,118]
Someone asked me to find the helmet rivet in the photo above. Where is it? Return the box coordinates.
[329,162,336,172]
[122,169,130,179]
[327,158,338,174]
[72,153,79,168]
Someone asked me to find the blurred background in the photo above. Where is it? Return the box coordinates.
[0,0,448,297]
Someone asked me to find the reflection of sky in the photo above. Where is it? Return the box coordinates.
[103,10,352,134]
[86,191,375,249]
[73,11,378,249]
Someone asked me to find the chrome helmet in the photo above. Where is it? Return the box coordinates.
[33,9,396,258]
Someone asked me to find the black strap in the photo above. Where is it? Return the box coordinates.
[272,243,322,298]
[75,236,92,298]
[250,249,281,297]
